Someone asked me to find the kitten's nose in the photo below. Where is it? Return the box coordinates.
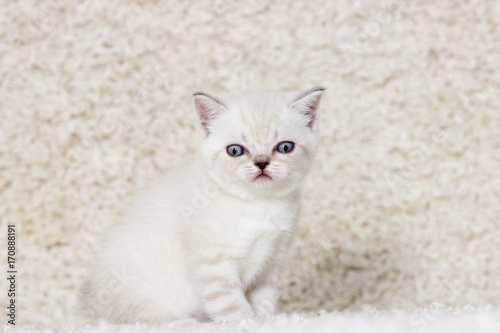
[255,160,270,171]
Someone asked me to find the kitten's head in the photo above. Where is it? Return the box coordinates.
[193,87,325,199]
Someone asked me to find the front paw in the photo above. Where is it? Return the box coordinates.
[253,300,276,318]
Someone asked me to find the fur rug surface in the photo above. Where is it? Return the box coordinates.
[1,0,499,330]
[5,307,500,333]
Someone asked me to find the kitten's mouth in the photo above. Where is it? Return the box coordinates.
[254,172,272,182]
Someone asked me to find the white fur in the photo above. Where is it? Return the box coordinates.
[80,87,325,324]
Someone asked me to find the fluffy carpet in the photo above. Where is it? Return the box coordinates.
[1,0,500,330]
[5,307,500,333]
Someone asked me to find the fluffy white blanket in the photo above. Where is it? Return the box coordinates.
[6,307,500,332]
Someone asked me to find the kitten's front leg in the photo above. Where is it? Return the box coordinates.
[247,248,289,318]
[247,277,279,318]
[196,258,254,323]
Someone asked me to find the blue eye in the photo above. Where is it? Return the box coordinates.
[227,144,245,157]
[276,141,294,154]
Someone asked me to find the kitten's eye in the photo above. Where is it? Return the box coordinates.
[276,141,295,154]
[227,144,245,157]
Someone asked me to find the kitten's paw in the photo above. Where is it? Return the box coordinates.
[253,300,276,318]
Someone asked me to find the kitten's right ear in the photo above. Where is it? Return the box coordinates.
[192,91,227,136]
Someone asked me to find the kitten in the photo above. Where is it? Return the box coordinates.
[80,86,325,325]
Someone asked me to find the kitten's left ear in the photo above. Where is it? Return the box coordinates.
[289,86,326,128]
[193,91,227,136]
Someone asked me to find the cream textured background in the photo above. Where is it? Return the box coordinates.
[1,0,500,328]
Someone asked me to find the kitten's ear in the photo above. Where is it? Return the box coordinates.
[289,86,325,128]
[193,91,227,136]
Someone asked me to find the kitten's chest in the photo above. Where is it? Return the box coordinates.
[239,225,285,284]
[212,197,297,240]
[207,197,298,283]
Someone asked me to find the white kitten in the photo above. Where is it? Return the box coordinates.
[80,87,325,324]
